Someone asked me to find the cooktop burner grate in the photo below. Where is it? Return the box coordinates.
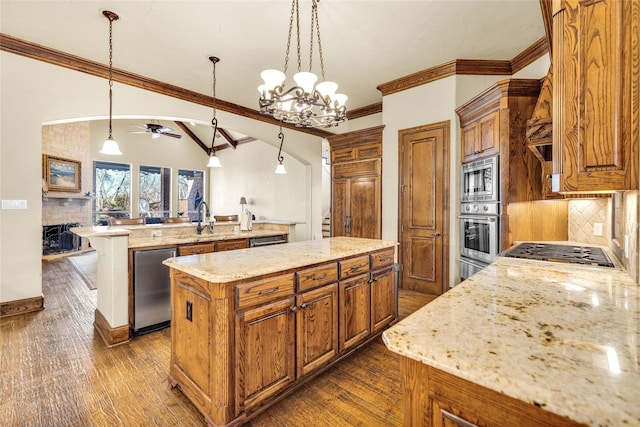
[503,242,615,267]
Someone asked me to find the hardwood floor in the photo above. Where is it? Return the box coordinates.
[0,259,436,427]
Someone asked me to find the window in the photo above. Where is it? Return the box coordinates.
[178,169,204,221]
[93,161,131,225]
[139,165,171,218]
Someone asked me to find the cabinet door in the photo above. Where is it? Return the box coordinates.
[478,111,499,155]
[370,267,397,333]
[339,274,371,352]
[331,178,349,237]
[348,176,381,239]
[553,0,639,192]
[235,297,295,412]
[296,283,338,377]
[461,122,479,162]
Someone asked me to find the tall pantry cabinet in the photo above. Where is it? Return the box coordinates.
[328,126,383,239]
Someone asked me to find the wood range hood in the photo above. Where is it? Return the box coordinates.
[525,64,553,163]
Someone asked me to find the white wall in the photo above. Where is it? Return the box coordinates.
[380,55,550,287]
[0,52,323,304]
[209,140,310,240]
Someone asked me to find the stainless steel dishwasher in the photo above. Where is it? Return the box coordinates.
[133,247,176,336]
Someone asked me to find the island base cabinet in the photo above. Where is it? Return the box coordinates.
[339,274,371,352]
[370,266,397,333]
[296,284,339,377]
[235,297,296,414]
[400,357,584,427]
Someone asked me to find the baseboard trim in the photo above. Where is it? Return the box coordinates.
[94,308,131,347]
[0,295,44,318]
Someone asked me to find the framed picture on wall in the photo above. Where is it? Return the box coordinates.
[43,154,81,192]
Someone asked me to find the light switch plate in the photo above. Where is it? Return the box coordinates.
[1,199,27,209]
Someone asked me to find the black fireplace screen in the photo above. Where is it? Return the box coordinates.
[43,223,81,255]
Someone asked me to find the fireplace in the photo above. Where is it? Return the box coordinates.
[43,223,82,255]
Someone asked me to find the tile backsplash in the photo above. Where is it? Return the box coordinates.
[568,199,610,246]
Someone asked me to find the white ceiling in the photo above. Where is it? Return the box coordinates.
[1,1,544,116]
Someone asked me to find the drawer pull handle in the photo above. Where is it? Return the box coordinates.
[258,286,280,295]
[349,263,367,271]
[378,257,391,262]
[312,273,328,281]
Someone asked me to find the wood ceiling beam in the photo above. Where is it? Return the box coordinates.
[174,121,211,155]
[0,33,334,139]
[217,128,238,150]
[215,136,256,152]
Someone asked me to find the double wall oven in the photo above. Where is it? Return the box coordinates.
[459,155,500,279]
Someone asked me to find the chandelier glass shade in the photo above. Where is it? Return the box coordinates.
[100,10,122,155]
[258,0,347,128]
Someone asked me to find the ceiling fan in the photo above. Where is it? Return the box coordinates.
[129,123,182,139]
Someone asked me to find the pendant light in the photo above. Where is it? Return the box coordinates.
[275,122,287,174]
[99,10,122,155]
[207,56,222,168]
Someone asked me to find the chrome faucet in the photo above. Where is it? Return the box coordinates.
[196,200,210,235]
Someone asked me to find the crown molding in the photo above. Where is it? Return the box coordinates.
[377,36,548,97]
[348,102,383,120]
[511,37,548,73]
[0,33,334,139]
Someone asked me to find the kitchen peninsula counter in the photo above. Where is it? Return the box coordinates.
[70,221,295,347]
[383,257,639,426]
[164,237,399,427]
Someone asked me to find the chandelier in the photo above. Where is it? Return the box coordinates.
[258,0,347,128]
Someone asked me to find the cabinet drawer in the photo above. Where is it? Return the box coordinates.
[216,239,248,252]
[178,242,215,256]
[296,262,338,291]
[370,248,395,270]
[236,274,295,309]
[339,255,370,279]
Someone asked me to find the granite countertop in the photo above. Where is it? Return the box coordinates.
[163,236,397,283]
[70,223,292,249]
[383,256,639,426]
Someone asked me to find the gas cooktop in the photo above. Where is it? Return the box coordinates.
[503,242,615,268]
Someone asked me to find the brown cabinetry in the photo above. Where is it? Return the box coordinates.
[400,357,582,427]
[177,242,215,256]
[461,110,499,163]
[296,283,338,377]
[328,126,383,239]
[552,0,639,193]
[216,238,248,252]
[236,297,296,412]
[168,244,397,426]
[456,80,570,250]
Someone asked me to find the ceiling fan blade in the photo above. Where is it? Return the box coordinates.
[132,124,149,130]
[164,133,183,139]
[128,131,149,134]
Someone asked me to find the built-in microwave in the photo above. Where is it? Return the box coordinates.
[461,155,499,203]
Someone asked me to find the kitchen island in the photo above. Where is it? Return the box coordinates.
[163,237,398,427]
[383,256,639,426]
[71,220,296,346]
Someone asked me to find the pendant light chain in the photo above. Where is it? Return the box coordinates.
[107,13,114,139]
[210,57,220,154]
[313,0,326,81]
